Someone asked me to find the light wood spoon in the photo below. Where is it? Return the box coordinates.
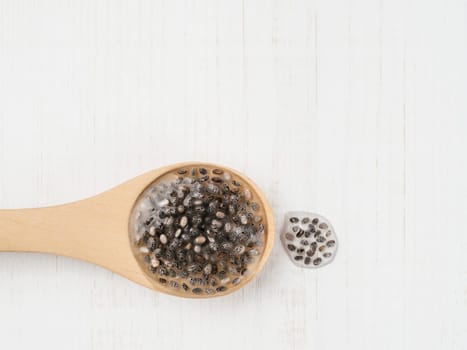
[0,162,274,298]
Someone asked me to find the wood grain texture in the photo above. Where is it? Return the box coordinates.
[0,0,466,349]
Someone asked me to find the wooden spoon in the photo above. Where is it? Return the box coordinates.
[0,162,274,298]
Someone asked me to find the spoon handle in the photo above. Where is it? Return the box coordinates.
[0,198,128,268]
[0,205,75,253]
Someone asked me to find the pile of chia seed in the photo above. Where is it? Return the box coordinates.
[130,166,264,295]
[281,212,337,268]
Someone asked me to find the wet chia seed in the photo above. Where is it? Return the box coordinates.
[130,165,265,296]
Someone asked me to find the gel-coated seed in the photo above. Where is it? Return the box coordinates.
[307,243,317,257]
[285,233,294,240]
[203,264,212,275]
[159,234,168,245]
[194,236,206,244]
[249,249,259,256]
[180,216,188,228]
[159,199,170,207]
[316,236,326,243]
[287,244,296,251]
[319,223,328,230]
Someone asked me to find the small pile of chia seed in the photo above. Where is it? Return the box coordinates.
[130,166,265,295]
[281,212,337,268]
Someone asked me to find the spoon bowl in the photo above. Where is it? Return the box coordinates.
[0,162,274,298]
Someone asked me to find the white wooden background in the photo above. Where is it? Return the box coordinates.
[0,0,466,349]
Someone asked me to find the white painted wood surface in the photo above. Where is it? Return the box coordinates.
[0,0,466,349]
